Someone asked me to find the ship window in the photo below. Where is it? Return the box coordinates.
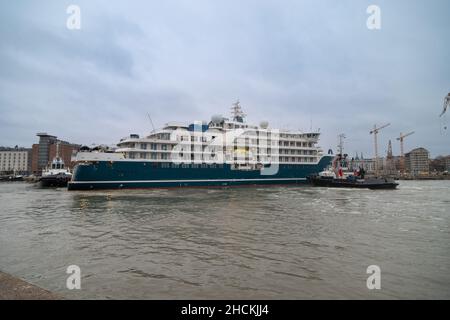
[141,143,147,149]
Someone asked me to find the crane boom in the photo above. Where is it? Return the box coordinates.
[369,123,390,176]
[396,131,415,173]
[397,131,415,140]
[370,123,390,134]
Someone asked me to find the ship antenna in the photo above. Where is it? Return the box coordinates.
[231,99,246,123]
[337,133,346,155]
[147,113,156,132]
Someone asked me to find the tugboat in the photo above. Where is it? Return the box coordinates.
[38,143,72,187]
[307,153,398,190]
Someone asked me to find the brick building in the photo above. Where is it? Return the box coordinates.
[31,133,80,174]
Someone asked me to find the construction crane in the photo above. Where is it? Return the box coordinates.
[396,131,415,173]
[440,92,450,134]
[370,123,390,177]
[440,92,450,117]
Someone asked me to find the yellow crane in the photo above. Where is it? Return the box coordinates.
[370,123,390,177]
[396,131,415,173]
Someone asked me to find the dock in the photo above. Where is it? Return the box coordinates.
[0,271,62,300]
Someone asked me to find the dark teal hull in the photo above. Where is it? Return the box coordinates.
[68,156,332,190]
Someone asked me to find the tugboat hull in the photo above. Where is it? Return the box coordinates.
[39,175,71,188]
[307,175,398,190]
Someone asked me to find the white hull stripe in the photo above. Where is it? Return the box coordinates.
[70,178,307,184]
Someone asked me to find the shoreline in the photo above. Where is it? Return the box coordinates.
[0,271,62,300]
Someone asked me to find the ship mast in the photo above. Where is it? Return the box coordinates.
[231,100,246,123]
[56,140,60,159]
[337,133,346,156]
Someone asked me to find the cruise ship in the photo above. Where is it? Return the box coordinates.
[68,102,332,190]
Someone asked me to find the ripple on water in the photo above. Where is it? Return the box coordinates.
[0,181,449,299]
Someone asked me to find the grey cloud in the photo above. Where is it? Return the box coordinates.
[0,0,449,156]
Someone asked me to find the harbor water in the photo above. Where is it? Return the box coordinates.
[0,181,449,299]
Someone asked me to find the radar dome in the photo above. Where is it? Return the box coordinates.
[260,121,269,129]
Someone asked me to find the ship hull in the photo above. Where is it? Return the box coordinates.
[307,175,399,190]
[39,174,72,188]
[68,157,332,190]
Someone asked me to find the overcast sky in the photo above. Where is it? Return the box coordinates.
[0,0,449,157]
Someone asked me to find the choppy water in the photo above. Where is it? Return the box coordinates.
[0,181,449,299]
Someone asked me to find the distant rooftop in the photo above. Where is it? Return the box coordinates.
[0,146,31,151]
[36,132,57,138]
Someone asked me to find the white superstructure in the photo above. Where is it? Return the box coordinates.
[114,101,323,168]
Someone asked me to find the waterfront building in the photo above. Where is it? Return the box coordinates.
[350,154,376,173]
[31,133,81,174]
[0,147,32,174]
[429,155,450,172]
[404,147,430,176]
[383,140,397,175]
